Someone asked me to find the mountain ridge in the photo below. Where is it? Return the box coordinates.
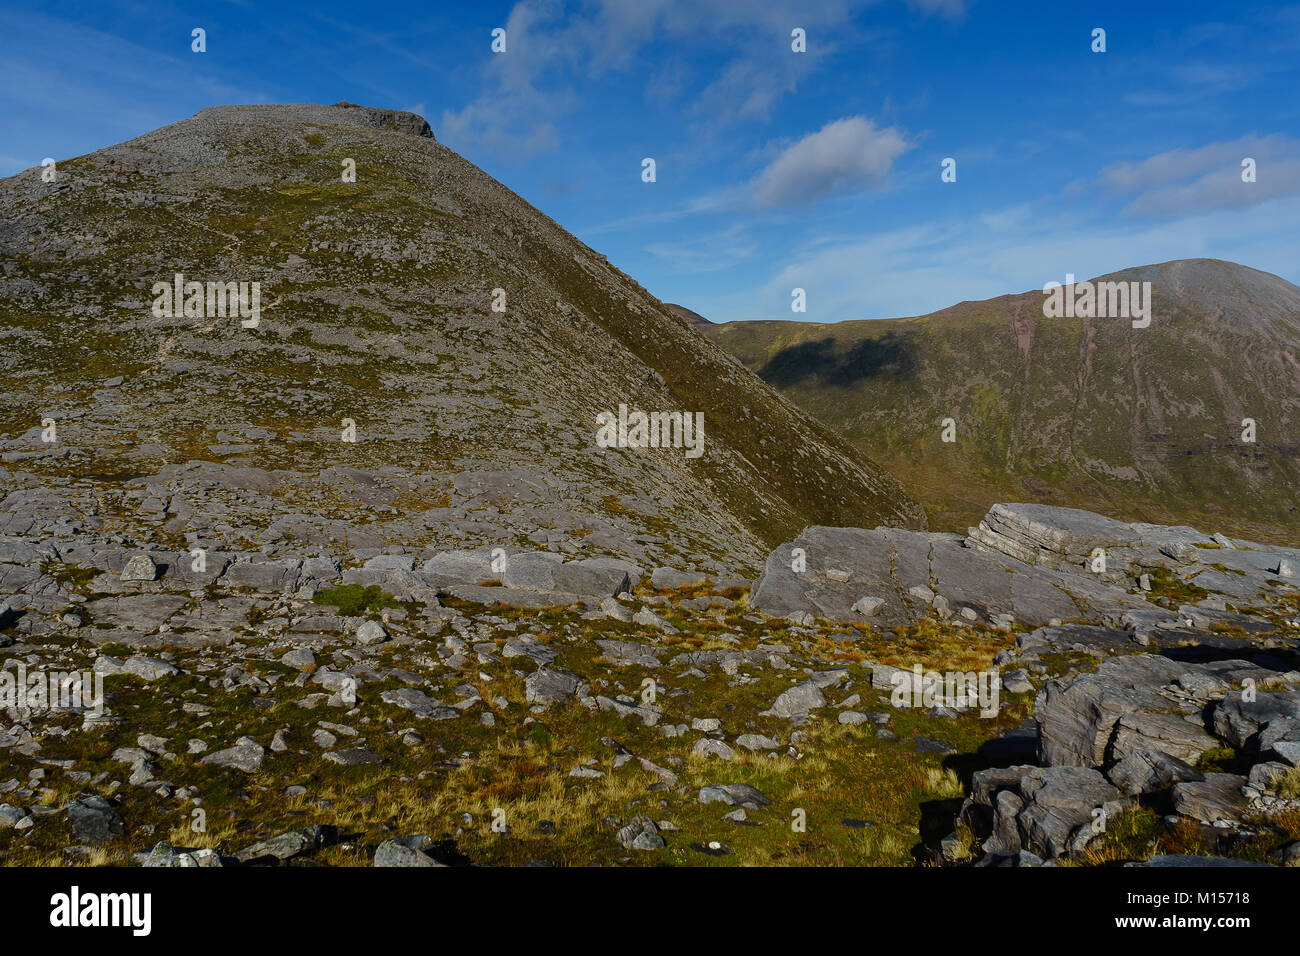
[704,257,1300,542]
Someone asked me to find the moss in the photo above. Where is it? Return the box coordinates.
[41,562,99,589]
[1145,567,1210,604]
[311,584,401,617]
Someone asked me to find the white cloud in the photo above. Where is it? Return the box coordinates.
[751,116,911,207]
[1100,135,1300,217]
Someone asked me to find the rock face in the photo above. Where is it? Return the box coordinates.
[751,502,1300,630]
[960,765,1127,860]
[964,670,1299,864]
[326,101,434,138]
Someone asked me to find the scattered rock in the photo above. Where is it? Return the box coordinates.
[234,825,339,864]
[200,737,266,772]
[355,620,389,645]
[699,783,772,809]
[119,554,159,582]
[64,795,125,846]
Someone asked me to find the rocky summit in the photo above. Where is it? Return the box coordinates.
[0,104,1297,871]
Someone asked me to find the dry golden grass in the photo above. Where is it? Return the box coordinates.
[1276,765,1300,800]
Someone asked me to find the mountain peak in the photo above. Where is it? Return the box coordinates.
[192,101,435,139]
[0,103,921,573]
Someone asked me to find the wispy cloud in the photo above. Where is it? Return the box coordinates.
[748,192,1300,322]
[905,0,968,20]
[438,0,870,161]
[1100,135,1300,218]
[645,223,759,274]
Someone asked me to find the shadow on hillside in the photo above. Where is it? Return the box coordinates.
[758,332,919,387]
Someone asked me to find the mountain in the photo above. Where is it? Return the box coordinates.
[1,112,1296,871]
[0,102,922,576]
[705,259,1300,542]
[665,303,714,330]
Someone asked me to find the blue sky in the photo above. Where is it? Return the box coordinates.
[3,0,1299,322]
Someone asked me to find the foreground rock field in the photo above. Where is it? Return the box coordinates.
[1,496,1297,867]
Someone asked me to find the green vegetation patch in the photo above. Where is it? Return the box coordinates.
[311,584,401,616]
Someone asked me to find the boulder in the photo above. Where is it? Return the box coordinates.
[765,681,826,720]
[851,596,885,617]
[200,737,266,772]
[595,640,662,668]
[355,620,388,645]
[94,655,182,681]
[698,783,771,808]
[524,668,587,705]
[1035,655,1198,768]
[960,765,1127,860]
[221,557,301,591]
[374,839,444,867]
[119,554,159,582]
[1211,690,1300,751]
[380,688,458,720]
[1106,749,1204,796]
[65,795,125,846]
[324,748,383,766]
[234,825,338,863]
[1171,774,1249,826]
[615,815,663,849]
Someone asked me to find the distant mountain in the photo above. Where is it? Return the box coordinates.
[666,303,714,330]
[705,259,1300,541]
[0,102,923,575]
